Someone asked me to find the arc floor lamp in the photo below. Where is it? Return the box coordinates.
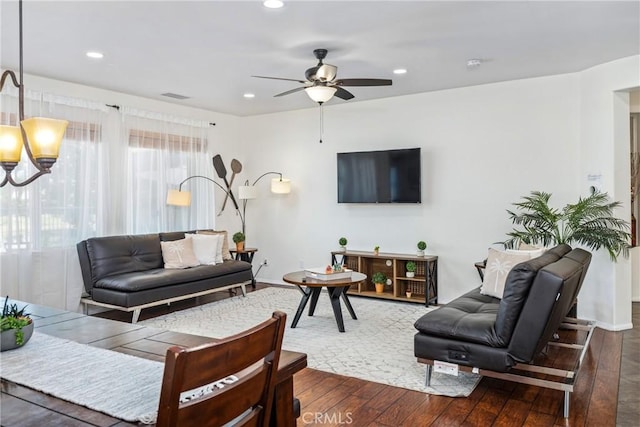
[166,175,245,232]
[238,172,291,235]
[0,0,69,187]
[167,171,291,235]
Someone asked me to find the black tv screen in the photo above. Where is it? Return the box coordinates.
[337,148,421,203]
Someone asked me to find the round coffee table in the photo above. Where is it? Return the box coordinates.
[283,271,367,333]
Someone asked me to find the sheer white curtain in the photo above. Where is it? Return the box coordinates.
[122,108,214,233]
[0,90,217,311]
[0,89,111,310]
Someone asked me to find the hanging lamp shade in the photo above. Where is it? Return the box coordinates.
[166,189,191,206]
[238,185,258,200]
[0,125,24,163]
[271,178,291,194]
[20,117,68,161]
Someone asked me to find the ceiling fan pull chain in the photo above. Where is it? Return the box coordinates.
[319,103,324,143]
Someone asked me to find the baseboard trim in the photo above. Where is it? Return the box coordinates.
[259,278,293,287]
[596,321,633,331]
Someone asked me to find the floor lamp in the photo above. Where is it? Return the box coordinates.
[166,175,245,232]
[237,172,291,235]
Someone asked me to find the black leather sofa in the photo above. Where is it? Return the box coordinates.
[77,231,253,323]
[414,244,592,416]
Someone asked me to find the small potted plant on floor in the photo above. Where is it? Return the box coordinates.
[417,241,427,256]
[406,261,417,278]
[1,296,34,352]
[372,272,387,294]
[338,237,347,252]
[232,231,246,252]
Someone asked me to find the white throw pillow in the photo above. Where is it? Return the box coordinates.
[506,247,546,260]
[161,238,200,269]
[187,233,223,265]
[480,248,531,299]
[197,230,232,260]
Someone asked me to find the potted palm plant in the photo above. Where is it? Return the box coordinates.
[372,272,387,294]
[232,231,246,251]
[504,190,631,261]
[1,297,33,351]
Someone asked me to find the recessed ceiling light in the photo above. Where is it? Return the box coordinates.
[243,93,256,99]
[263,0,284,9]
[393,68,407,75]
[86,51,104,59]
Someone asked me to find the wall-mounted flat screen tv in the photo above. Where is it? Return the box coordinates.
[337,148,421,203]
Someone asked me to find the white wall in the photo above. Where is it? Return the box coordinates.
[631,91,640,302]
[578,56,640,329]
[8,56,640,330]
[238,73,582,305]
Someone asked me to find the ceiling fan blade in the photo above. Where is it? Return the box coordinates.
[253,75,307,84]
[334,87,355,100]
[274,87,307,97]
[334,78,392,87]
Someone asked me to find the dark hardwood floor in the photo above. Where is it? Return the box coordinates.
[92,284,635,427]
[617,302,640,427]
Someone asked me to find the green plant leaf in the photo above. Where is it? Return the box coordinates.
[504,190,630,261]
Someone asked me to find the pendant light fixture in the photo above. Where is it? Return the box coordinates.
[0,0,69,187]
[305,85,336,143]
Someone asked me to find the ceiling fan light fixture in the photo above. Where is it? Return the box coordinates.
[305,86,337,104]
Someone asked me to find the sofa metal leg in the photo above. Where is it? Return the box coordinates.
[131,309,141,324]
[564,391,570,418]
[425,365,432,387]
[240,284,247,297]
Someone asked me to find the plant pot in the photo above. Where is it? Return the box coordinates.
[406,272,415,278]
[373,250,379,256]
[417,250,425,257]
[339,246,346,252]
[406,292,412,299]
[236,241,245,251]
[374,283,384,293]
[1,321,34,352]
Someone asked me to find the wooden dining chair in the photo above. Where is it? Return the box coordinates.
[156,311,287,427]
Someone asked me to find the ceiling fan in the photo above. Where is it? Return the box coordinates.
[253,48,392,104]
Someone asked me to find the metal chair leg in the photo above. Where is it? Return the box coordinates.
[425,365,433,387]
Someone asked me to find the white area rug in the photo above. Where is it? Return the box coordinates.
[142,287,481,397]
[0,332,162,423]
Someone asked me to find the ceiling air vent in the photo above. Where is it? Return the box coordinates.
[161,92,190,100]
